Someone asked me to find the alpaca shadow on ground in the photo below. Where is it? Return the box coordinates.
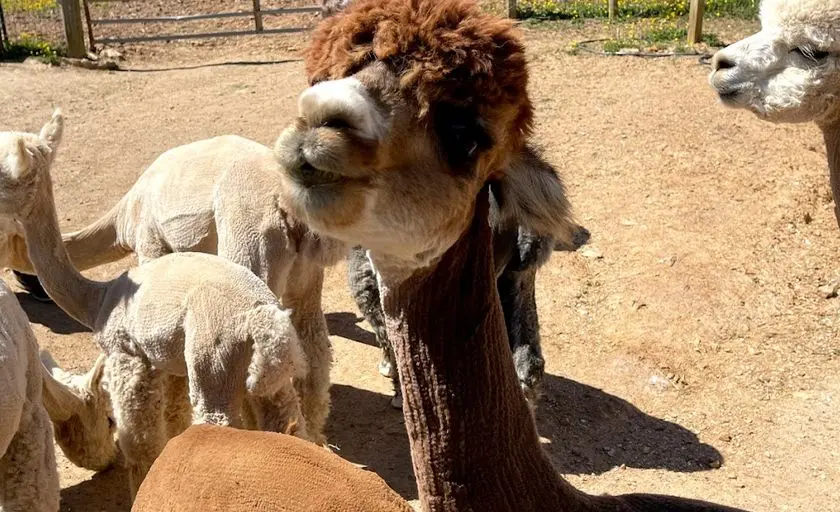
[536,373,723,475]
[60,465,130,512]
[326,375,723,501]
[15,292,88,335]
[325,312,378,347]
[326,383,417,500]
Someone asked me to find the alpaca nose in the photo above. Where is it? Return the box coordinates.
[711,51,736,72]
[297,77,384,141]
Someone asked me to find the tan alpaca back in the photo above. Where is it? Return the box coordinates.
[132,424,412,512]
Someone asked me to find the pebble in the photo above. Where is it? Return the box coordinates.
[818,281,840,299]
[581,247,603,259]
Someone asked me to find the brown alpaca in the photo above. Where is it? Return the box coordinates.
[134,2,745,510]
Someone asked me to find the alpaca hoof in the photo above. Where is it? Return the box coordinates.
[390,393,403,409]
[378,358,393,378]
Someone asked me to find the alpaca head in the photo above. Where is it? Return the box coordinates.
[275,0,535,272]
[709,0,840,125]
[0,110,63,222]
[40,351,119,471]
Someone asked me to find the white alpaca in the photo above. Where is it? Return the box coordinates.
[709,0,840,222]
[0,281,59,512]
[0,111,308,501]
[4,135,343,446]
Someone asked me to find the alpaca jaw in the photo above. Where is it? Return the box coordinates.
[708,2,840,125]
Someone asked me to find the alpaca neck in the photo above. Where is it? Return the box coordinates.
[822,121,840,229]
[19,176,105,329]
[378,187,583,511]
[8,203,127,274]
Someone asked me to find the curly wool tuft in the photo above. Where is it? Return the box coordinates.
[305,0,533,149]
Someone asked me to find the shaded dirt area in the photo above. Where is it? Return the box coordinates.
[1,19,838,512]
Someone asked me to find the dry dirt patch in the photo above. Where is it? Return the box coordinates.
[0,22,837,511]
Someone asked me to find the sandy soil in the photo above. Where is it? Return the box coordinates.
[1,19,838,512]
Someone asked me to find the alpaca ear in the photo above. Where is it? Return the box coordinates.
[495,145,577,247]
[39,109,64,152]
[7,138,33,179]
[85,353,107,390]
[40,351,85,422]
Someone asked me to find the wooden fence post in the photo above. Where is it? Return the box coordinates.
[59,0,86,58]
[81,0,95,50]
[506,0,517,19]
[253,0,264,32]
[0,1,8,56]
[609,0,617,20]
[688,0,705,44]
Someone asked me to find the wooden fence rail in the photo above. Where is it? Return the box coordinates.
[61,0,708,53]
[69,0,320,47]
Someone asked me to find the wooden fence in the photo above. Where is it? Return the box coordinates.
[56,0,709,59]
[58,0,321,57]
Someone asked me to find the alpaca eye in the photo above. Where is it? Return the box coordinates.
[812,50,831,61]
[793,47,830,62]
[321,117,352,130]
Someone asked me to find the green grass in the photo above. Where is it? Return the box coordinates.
[1,34,64,65]
[579,19,726,55]
[517,0,758,21]
[2,0,57,13]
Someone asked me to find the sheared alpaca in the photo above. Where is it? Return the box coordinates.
[0,113,307,501]
[2,135,343,446]
[0,281,59,512]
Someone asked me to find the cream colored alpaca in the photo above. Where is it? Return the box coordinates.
[39,351,120,472]
[709,0,840,292]
[710,0,840,220]
[0,112,308,501]
[0,281,59,512]
[4,135,341,445]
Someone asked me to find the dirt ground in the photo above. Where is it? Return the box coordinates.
[1,18,838,512]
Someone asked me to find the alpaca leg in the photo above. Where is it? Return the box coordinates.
[162,375,191,439]
[347,247,402,408]
[0,401,60,512]
[497,265,545,404]
[106,352,166,501]
[284,258,332,445]
[186,356,244,428]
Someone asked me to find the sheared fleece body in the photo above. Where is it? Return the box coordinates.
[133,424,411,512]
[0,281,59,512]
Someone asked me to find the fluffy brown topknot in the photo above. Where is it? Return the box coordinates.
[305,0,533,149]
